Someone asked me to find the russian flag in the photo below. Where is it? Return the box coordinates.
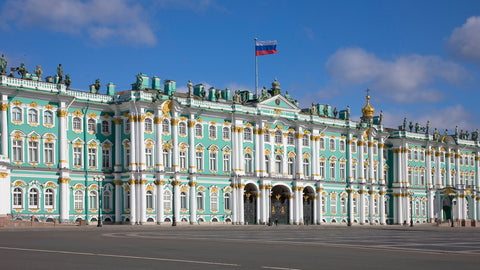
[255,40,277,56]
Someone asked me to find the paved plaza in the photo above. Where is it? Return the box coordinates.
[0,225,479,269]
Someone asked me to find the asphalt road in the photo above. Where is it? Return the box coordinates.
[0,224,479,269]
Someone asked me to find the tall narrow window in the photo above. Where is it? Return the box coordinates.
[162,119,170,133]
[287,157,295,176]
[319,160,326,179]
[89,190,98,210]
[125,190,130,209]
[103,190,111,210]
[339,162,346,180]
[28,140,39,163]
[264,131,270,142]
[44,188,54,208]
[196,151,203,171]
[209,152,217,171]
[210,192,219,211]
[74,190,83,210]
[146,190,153,209]
[146,147,153,168]
[102,147,110,169]
[319,138,325,149]
[330,195,337,214]
[374,198,379,215]
[180,150,187,170]
[101,120,110,133]
[302,134,309,147]
[125,118,130,133]
[73,117,82,131]
[421,201,426,216]
[125,147,130,168]
[12,107,22,122]
[224,193,231,211]
[145,118,153,132]
[196,192,204,210]
[339,140,345,152]
[265,155,270,174]
[88,147,97,168]
[322,196,327,213]
[287,132,294,145]
[163,149,170,169]
[245,153,253,173]
[44,142,54,164]
[209,125,217,139]
[87,119,96,133]
[303,158,310,177]
[352,163,357,180]
[163,190,172,211]
[275,155,282,174]
[351,142,357,153]
[244,127,252,141]
[222,127,230,140]
[73,145,82,167]
[180,191,187,210]
[28,188,39,208]
[43,110,53,125]
[179,122,187,136]
[13,187,23,207]
[223,153,230,172]
[274,130,283,144]
[353,197,358,214]
[27,109,38,124]
[329,160,336,179]
[329,139,336,151]
[341,197,347,214]
[195,124,203,137]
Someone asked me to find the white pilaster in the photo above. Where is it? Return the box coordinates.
[189,178,197,225]
[1,96,9,156]
[155,177,164,224]
[173,178,181,223]
[289,193,294,224]
[114,179,122,223]
[139,179,146,224]
[129,180,136,224]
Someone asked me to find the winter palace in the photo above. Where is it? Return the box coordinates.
[0,62,479,226]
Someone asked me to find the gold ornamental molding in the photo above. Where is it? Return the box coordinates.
[0,172,8,178]
[57,110,67,117]
[316,187,323,192]
[379,191,386,195]
[128,179,136,185]
[58,178,71,183]
[113,118,122,125]
[368,142,375,147]
[368,190,376,195]
[154,180,165,186]
[0,103,9,111]
[358,190,366,194]
[188,182,197,187]
[113,180,123,185]
[172,180,181,186]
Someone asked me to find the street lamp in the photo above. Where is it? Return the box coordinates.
[94,175,105,227]
[409,191,414,227]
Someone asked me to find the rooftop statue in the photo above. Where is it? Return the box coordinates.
[415,123,421,133]
[57,64,63,84]
[473,129,479,141]
[65,75,71,90]
[403,118,407,130]
[433,128,439,141]
[346,106,350,120]
[323,105,328,116]
[460,130,464,139]
[309,103,318,115]
[18,63,28,79]
[34,65,43,81]
[199,87,206,98]
[455,126,459,138]
[258,86,271,102]
[136,74,143,90]
[187,80,193,97]
[426,121,430,134]
[285,91,295,104]
[0,54,7,75]
[333,107,338,118]
[409,121,413,132]
[94,79,101,94]
[215,89,221,100]
[465,130,470,140]
[233,90,242,104]
[378,110,383,125]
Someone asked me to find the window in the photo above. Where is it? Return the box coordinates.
[415,200,420,216]
[222,127,230,140]
[196,192,204,210]
[319,160,326,179]
[145,118,153,132]
[13,187,23,207]
[329,139,335,151]
[195,151,203,171]
[319,138,325,149]
[12,107,22,122]
[195,124,203,137]
[73,117,82,131]
[420,151,425,162]
[330,195,337,214]
[125,118,130,133]
[209,125,217,139]
[125,147,130,168]
[87,119,96,133]
[274,130,283,144]
[341,197,347,214]
[353,197,358,214]
[88,146,97,168]
[339,140,345,152]
[408,170,412,185]
[275,155,282,174]
[28,140,39,163]
[223,153,230,172]
[245,153,253,173]
[180,150,187,170]
[414,150,418,161]
[431,152,435,162]
[209,152,217,171]
[287,132,294,145]
[329,160,336,179]
[373,144,378,155]
[302,134,309,147]
[125,190,130,209]
[244,127,252,141]
[73,145,82,167]
[27,109,38,124]
[224,193,231,211]
[162,119,170,133]
[180,191,187,210]
[29,188,39,208]
[374,198,379,215]
[163,190,172,211]
[264,131,270,142]
[44,188,54,208]
[43,110,53,125]
[414,170,419,186]
[340,162,346,180]
[287,157,295,176]
[265,155,270,174]
[146,147,153,168]
[363,144,367,154]
[103,190,111,210]
[101,120,110,133]
[351,142,357,153]
[440,153,445,163]
[89,190,98,210]
[163,149,170,169]
[352,163,357,180]
[74,190,83,210]
[321,196,327,213]
[102,147,110,169]
[210,192,219,211]
[179,122,187,136]
[44,142,54,164]
[303,158,310,177]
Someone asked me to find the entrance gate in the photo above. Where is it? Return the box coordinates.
[244,184,257,224]
[303,187,315,225]
[442,196,452,221]
[270,186,289,224]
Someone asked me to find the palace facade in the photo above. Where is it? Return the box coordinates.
[0,70,479,226]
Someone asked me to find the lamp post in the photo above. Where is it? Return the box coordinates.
[95,176,104,227]
[409,191,414,227]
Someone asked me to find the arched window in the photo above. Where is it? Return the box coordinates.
[329,159,336,179]
[28,140,39,163]
[223,153,230,172]
[321,196,326,213]
[196,151,203,171]
[163,190,172,211]
[243,127,252,141]
[163,148,170,169]
[73,117,81,131]
[180,150,187,170]
[89,190,98,210]
[274,130,283,144]
[415,200,420,216]
[12,107,22,122]
[339,140,345,152]
[209,125,217,139]
[145,147,153,168]
[224,193,231,211]
[180,191,188,210]
[101,120,110,133]
[125,190,130,209]
[339,162,346,180]
[103,190,111,210]
[43,110,53,125]
[319,137,325,149]
[44,188,54,208]
[162,119,170,133]
[210,192,219,211]
[74,190,83,210]
[209,152,217,171]
[101,146,110,169]
[319,159,326,179]
[195,124,203,137]
[264,131,270,142]
[29,188,39,208]
[341,197,347,214]
[287,132,294,145]
[330,195,337,214]
[275,155,282,174]
[353,197,358,214]
[145,118,153,132]
[245,153,253,173]
[179,122,187,136]
[196,192,204,210]
[421,201,426,216]
[87,118,96,133]
[303,158,310,177]
[302,134,309,147]
[27,109,38,124]
[351,142,357,153]
[287,157,295,175]
[265,155,270,174]
[125,118,130,133]
[329,138,336,151]
[222,126,230,140]
[146,190,154,209]
[374,198,379,215]
[13,187,23,207]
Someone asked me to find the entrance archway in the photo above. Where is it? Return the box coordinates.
[244,183,258,224]
[303,187,315,225]
[442,196,452,221]
[270,185,290,224]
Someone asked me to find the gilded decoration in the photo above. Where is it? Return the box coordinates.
[0,172,8,178]
[74,110,83,116]
[13,100,22,106]
[162,100,172,115]
[0,103,9,111]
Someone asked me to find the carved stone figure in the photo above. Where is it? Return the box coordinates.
[433,128,439,141]
[378,110,383,125]
[442,129,448,142]
[65,75,71,89]
[57,64,63,83]
[426,121,430,134]
[136,74,143,90]
[409,122,413,132]
[0,54,7,75]
[258,86,271,102]
[455,126,459,138]
[460,130,464,139]
[346,106,350,120]
[309,103,318,115]
[415,123,420,133]
[34,65,43,81]
[473,129,479,141]
[18,63,27,79]
[233,90,242,104]
[466,130,470,140]
[200,87,206,98]
[333,107,338,118]
[94,79,101,93]
[187,80,193,97]
[215,89,221,101]
[323,105,328,116]
[403,118,407,130]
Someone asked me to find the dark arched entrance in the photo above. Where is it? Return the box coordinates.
[270,185,290,224]
[442,196,452,221]
[244,183,258,224]
[303,187,315,225]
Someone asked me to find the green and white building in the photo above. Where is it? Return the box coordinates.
[0,69,479,225]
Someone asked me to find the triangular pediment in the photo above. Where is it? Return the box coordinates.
[258,94,300,111]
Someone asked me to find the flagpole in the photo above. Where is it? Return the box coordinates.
[255,37,258,97]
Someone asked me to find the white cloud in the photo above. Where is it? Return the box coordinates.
[0,0,156,46]
[447,16,480,64]
[325,47,468,103]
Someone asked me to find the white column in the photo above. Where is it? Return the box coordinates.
[289,193,294,224]
[446,152,452,187]
[171,116,179,172]
[114,179,122,223]
[347,137,353,183]
[379,191,386,224]
[358,140,365,184]
[139,180,146,224]
[426,150,433,188]
[155,178,164,224]
[129,180,136,224]
[313,195,317,225]
[239,128,245,175]
[347,189,354,224]
[58,105,69,169]
[369,190,375,224]
[59,178,70,223]
[259,127,266,177]
[138,110,146,171]
[359,189,365,224]
[114,118,122,172]
[299,188,304,224]
[1,98,9,156]
[317,186,323,224]
[428,190,435,222]
[173,178,181,223]
[232,183,237,224]
[189,179,197,225]
[368,139,374,183]
[188,118,195,173]
[295,131,303,179]
[129,113,136,172]
[378,140,385,185]
[455,151,461,187]
[256,193,261,224]
[254,125,261,177]
[259,184,265,224]
[294,187,299,224]
[154,112,163,172]
[239,183,245,224]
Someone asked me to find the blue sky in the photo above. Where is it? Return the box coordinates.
[1,0,480,132]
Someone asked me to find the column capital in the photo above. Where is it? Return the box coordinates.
[0,103,9,111]
[154,180,165,186]
[57,110,68,117]
[114,180,123,185]
[113,118,122,125]
[58,177,71,183]
[188,181,197,187]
